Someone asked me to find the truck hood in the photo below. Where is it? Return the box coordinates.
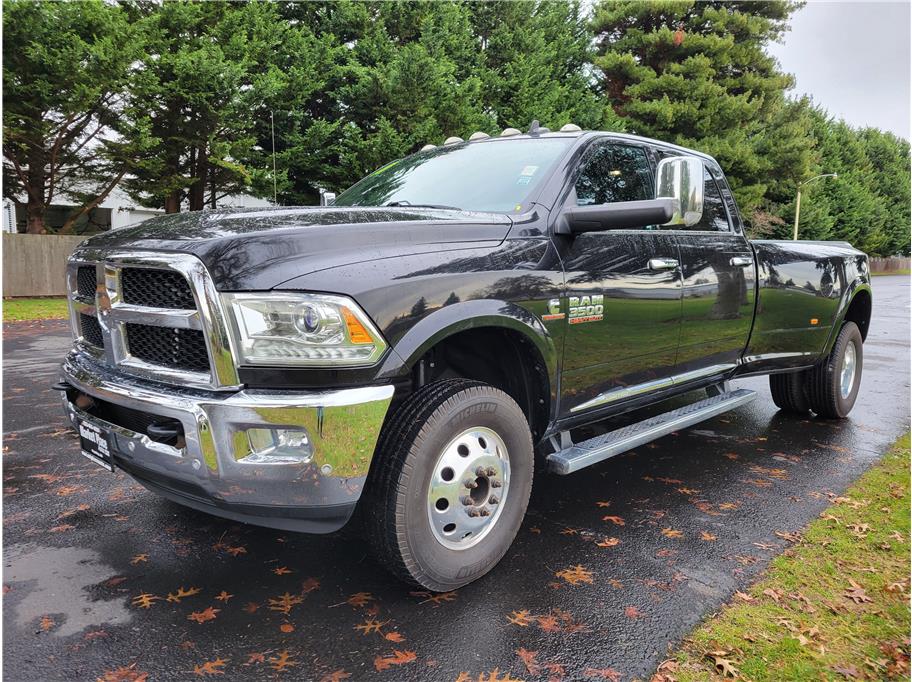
[79,206,513,290]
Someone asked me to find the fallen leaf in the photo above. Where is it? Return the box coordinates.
[131,593,160,609]
[273,566,292,576]
[268,651,298,673]
[373,649,416,672]
[624,606,643,619]
[96,663,149,681]
[700,531,717,541]
[596,537,620,548]
[602,515,625,526]
[555,565,594,586]
[187,607,220,624]
[129,554,148,565]
[507,610,533,626]
[214,591,234,603]
[708,653,739,678]
[516,647,539,675]
[844,579,873,604]
[661,528,684,539]
[734,591,755,602]
[167,586,201,603]
[192,658,228,676]
[279,623,294,633]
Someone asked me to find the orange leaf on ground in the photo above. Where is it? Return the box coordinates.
[187,607,220,624]
[373,649,417,672]
[268,651,298,673]
[96,663,149,681]
[555,565,594,586]
[192,658,228,676]
[602,515,625,526]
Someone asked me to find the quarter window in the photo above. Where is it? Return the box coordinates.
[574,143,653,206]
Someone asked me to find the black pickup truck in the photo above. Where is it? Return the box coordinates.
[59,123,871,590]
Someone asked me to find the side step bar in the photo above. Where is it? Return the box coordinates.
[547,388,757,475]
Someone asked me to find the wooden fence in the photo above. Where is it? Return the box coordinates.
[2,233,87,297]
[869,257,910,274]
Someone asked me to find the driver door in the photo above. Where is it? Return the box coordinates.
[554,140,683,418]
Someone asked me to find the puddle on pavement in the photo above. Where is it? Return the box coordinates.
[4,544,131,637]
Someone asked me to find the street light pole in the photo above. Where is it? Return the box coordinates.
[793,173,838,240]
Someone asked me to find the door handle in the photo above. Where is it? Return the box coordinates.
[730,256,754,267]
[648,258,679,271]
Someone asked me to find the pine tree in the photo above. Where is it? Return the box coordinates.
[590,0,811,221]
[2,0,151,233]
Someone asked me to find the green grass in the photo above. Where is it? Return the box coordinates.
[871,269,911,277]
[667,433,911,681]
[3,297,69,322]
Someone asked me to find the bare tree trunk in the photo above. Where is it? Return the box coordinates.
[188,145,207,212]
[164,190,181,214]
[26,198,46,234]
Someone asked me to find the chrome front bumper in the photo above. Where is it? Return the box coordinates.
[60,350,394,533]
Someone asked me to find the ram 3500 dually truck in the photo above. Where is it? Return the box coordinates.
[59,124,871,590]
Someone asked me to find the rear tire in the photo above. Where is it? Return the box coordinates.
[364,379,533,591]
[769,371,810,414]
[806,321,863,419]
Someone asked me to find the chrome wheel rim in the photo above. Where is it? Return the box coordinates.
[427,426,510,550]
[840,341,857,400]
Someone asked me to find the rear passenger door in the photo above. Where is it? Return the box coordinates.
[670,160,757,382]
[555,139,683,417]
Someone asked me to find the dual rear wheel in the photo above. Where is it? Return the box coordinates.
[770,321,863,419]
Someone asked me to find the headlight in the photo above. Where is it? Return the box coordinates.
[222,293,387,367]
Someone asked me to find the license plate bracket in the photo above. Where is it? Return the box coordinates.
[78,418,115,472]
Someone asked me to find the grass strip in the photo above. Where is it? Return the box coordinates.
[662,433,910,681]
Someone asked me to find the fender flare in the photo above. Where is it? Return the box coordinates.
[822,278,872,356]
[379,299,559,414]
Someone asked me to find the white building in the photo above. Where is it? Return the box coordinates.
[2,185,273,233]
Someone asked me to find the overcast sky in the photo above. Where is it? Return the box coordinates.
[767,0,911,140]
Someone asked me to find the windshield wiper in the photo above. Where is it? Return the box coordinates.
[385,200,463,211]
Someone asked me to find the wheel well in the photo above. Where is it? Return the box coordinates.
[408,327,550,440]
[844,289,871,341]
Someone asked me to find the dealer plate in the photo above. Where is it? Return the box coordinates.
[78,418,114,472]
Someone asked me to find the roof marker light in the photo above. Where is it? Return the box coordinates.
[560,123,582,132]
[500,128,521,137]
[420,144,437,151]
[468,131,490,141]
[443,136,464,145]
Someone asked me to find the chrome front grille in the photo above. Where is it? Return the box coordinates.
[122,268,196,310]
[66,250,240,390]
[125,323,209,373]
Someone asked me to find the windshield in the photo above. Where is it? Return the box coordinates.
[333,138,572,213]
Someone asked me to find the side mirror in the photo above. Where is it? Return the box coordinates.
[320,191,336,206]
[555,198,674,234]
[655,156,703,226]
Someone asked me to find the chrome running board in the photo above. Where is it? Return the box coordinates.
[547,388,757,475]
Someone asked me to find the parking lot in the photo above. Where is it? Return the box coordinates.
[3,276,909,682]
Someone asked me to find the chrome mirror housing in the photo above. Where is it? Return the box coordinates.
[656,156,704,226]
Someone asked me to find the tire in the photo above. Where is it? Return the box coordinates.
[769,371,811,414]
[364,379,534,591]
[806,321,863,419]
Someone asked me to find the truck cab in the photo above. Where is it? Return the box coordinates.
[59,123,872,590]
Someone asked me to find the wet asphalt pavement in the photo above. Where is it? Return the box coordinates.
[2,276,909,682]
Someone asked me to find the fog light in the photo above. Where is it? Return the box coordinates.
[236,427,314,464]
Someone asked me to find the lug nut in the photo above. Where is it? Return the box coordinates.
[491,480,502,488]
[485,467,496,476]
[475,467,486,477]
[463,479,477,489]
[489,495,499,505]
[479,508,490,517]
[466,508,480,517]
[460,496,473,506]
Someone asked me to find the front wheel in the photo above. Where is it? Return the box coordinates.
[806,321,864,419]
[364,379,533,591]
